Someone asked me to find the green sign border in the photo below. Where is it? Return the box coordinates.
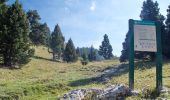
[134,20,156,26]
[128,19,162,92]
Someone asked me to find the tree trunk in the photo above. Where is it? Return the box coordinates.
[3,47,13,67]
[58,53,61,60]
[3,54,12,67]
[53,53,56,61]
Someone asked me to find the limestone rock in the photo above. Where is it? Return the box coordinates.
[60,84,138,100]
[61,88,102,100]
[97,84,131,100]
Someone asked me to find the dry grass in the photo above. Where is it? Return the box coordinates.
[0,46,170,99]
[0,46,120,99]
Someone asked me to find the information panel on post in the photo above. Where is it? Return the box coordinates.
[128,19,162,92]
[134,21,157,52]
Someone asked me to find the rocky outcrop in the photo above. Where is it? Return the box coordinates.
[60,84,139,100]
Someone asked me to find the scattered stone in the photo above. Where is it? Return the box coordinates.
[130,90,140,96]
[97,84,131,100]
[61,88,102,100]
[159,97,168,100]
[60,84,138,100]
[159,87,169,94]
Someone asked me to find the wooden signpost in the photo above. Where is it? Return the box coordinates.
[128,19,162,92]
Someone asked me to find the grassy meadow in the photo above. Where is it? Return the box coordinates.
[0,46,170,99]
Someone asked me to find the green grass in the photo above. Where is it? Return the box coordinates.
[0,46,170,99]
[108,61,170,99]
[0,46,120,99]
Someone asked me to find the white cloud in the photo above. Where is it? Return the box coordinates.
[90,1,96,11]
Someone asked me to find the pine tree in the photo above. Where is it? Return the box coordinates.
[76,47,80,57]
[164,5,170,58]
[0,0,8,13]
[0,0,8,3]
[120,0,166,62]
[160,15,166,58]
[140,0,165,60]
[140,0,159,21]
[81,47,88,62]
[0,0,8,63]
[81,51,88,65]
[120,32,129,62]
[39,23,51,45]
[27,10,50,45]
[1,0,31,67]
[82,52,88,61]
[49,24,65,61]
[98,34,113,59]
[27,10,40,45]
[27,10,40,26]
[63,38,77,62]
[0,0,7,43]
[88,45,96,61]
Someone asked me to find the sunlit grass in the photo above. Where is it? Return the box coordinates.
[108,60,170,99]
[0,46,170,99]
[0,46,120,99]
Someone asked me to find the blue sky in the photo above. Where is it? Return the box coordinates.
[9,0,169,56]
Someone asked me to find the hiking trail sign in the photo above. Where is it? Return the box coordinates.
[128,19,162,92]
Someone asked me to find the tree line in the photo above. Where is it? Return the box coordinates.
[76,34,114,63]
[120,0,170,62]
[48,24,114,63]
[0,0,114,68]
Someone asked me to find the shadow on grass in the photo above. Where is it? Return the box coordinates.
[32,56,53,62]
[69,60,166,98]
[69,77,98,87]
[0,63,21,70]
[32,56,63,63]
